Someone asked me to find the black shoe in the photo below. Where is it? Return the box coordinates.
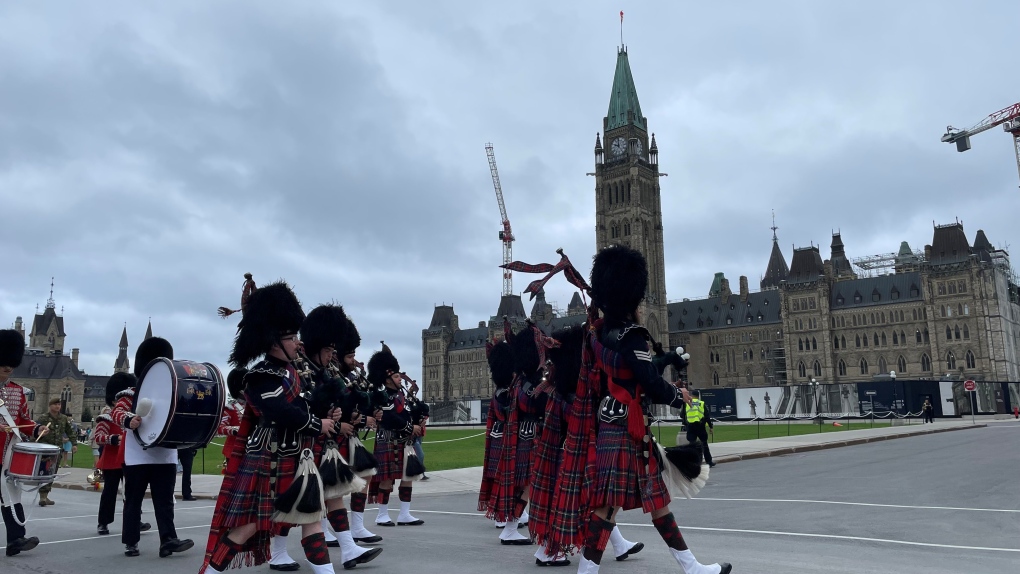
[158,538,194,558]
[343,547,383,570]
[182,496,198,501]
[397,519,424,526]
[139,522,152,532]
[375,521,395,527]
[720,563,732,574]
[124,544,140,557]
[616,541,644,561]
[536,557,571,567]
[500,538,533,546]
[6,536,39,556]
[353,534,383,543]
[98,524,110,535]
[326,539,340,547]
[708,462,717,468]
[269,563,300,571]
[419,475,429,481]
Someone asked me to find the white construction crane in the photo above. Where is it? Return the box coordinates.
[942,102,1020,186]
[485,143,515,297]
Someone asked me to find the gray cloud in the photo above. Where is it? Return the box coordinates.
[2,1,1017,387]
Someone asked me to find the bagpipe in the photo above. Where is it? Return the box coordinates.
[338,358,379,478]
[398,372,430,426]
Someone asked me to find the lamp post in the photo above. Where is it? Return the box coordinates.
[890,370,897,417]
[810,377,823,432]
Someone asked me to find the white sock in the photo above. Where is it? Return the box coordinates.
[307,561,336,574]
[351,511,376,537]
[499,518,528,541]
[534,544,551,561]
[609,526,634,557]
[576,555,600,574]
[321,519,337,542]
[338,530,367,562]
[269,535,296,565]
[520,508,530,524]
[398,501,416,521]
[375,503,390,524]
[671,548,722,574]
[495,520,507,528]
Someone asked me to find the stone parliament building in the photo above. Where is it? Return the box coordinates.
[422,44,1020,403]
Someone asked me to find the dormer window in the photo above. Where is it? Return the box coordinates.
[836,295,844,305]
[854,292,863,304]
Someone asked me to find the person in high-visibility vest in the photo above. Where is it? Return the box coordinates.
[685,390,716,468]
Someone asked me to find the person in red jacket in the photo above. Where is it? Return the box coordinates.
[93,372,151,536]
[0,330,49,557]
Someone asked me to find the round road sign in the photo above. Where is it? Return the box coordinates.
[964,380,976,391]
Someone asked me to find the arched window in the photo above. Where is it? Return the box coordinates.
[946,352,956,370]
[813,361,822,377]
[881,332,887,346]
[746,369,753,386]
[879,356,887,373]
[965,350,976,369]
[954,325,961,340]
[963,325,970,339]
[860,358,869,375]
[856,335,861,348]
[946,326,952,340]
[712,372,720,386]
[924,329,930,343]
[964,304,969,315]
[799,339,804,351]
[958,303,963,316]
[915,329,922,343]
[833,337,839,350]
[921,353,932,372]
[838,359,847,376]
[841,335,847,348]
[873,333,880,346]
[812,337,817,350]
[897,355,907,373]
[901,331,906,344]
[798,362,807,377]
[893,331,899,345]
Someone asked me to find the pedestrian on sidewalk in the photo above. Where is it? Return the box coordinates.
[922,398,935,424]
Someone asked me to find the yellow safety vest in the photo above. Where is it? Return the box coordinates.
[687,399,705,423]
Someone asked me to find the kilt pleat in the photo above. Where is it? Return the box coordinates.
[514,435,534,490]
[483,432,504,479]
[373,432,405,481]
[528,394,565,544]
[588,423,670,513]
[219,449,298,531]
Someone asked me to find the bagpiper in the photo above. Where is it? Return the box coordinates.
[367,343,425,528]
[299,303,382,569]
[0,329,48,557]
[202,281,338,573]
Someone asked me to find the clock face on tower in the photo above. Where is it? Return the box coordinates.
[611,137,627,156]
[633,140,643,157]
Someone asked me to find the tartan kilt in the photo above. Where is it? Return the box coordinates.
[514,433,534,490]
[483,431,504,479]
[528,394,565,543]
[219,447,299,531]
[373,431,405,481]
[588,423,670,513]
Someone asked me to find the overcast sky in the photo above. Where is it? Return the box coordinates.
[1,1,1017,390]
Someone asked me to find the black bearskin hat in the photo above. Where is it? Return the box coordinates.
[105,372,137,407]
[487,340,515,389]
[590,245,647,322]
[343,318,361,356]
[227,367,248,401]
[229,280,305,368]
[548,324,585,397]
[300,304,350,357]
[507,322,541,376]
[0,329,25,369]
[134,337,174,378]
[367,342,400,388]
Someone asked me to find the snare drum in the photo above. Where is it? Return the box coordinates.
[134,358,225,450]
[7,442,62,485]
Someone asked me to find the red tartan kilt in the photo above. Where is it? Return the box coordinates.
[373,434,405,481]
[589,423,670,513]
[528,396,565,542]
[219,448,299,531]
[514,435,534,490]
[483,432,504,479]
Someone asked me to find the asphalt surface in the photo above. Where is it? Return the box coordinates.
[4,421,1018,574]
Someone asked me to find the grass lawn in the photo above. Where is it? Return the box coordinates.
[67,420,893,474]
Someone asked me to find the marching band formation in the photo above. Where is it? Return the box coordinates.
[0,244,733,573]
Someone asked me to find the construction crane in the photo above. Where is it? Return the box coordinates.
[485,143,515,296]
[941,102,1020,186]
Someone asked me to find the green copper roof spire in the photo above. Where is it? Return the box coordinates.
[606,47,646,132]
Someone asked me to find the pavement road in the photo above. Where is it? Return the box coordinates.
[4,421,1018,574]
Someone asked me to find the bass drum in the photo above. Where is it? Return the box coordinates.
[134,358,225,450]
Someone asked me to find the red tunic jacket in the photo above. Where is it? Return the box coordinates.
[93,413,126,470]
[0,380,42,459]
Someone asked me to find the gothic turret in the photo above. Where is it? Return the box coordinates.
[113,325,130,373]
[761,219,789,290]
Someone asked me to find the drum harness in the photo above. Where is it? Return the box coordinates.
[0,398,60,525]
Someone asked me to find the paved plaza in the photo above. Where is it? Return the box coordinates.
[3,420,1017,574]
